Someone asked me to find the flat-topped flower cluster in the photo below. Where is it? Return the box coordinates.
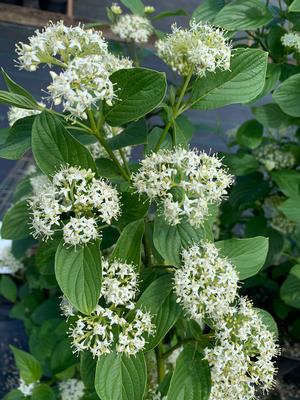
[254,143,295,171]
[282,31,300,52]
[29,165,120,246]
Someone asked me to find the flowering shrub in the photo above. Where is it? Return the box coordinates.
[0,1,288,399]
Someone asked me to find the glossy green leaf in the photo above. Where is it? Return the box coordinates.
[1,68,37,103]
[271,170,300,198]
[1,200,31,240]
[107,119,148,150]
[223,153,259,176]
[31,384,56,400]
[255,308,279,338]
[104,68,167,126]
[192,0,225,23]
[10,346,42,384]
[0,275,17,303]
[273,73,300,117]
[281,265,300,309]
[55,240,101,315]
[120,0,145,15]
[289,0,300,12]
[278,198,300,223]
[252,103,291,128]
[95,352,146,400]
[154,9,187,20]
[236,119,263,149]
[32,112,97,176]
[81,352,97,389]
[216,237,269,279]
[0,90,40,110]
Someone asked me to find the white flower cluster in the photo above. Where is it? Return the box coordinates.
[204,297,279,400]
[255,143,295,171]
[102,258,138,309]
[174,243,238,323]
[112,14,154,44]
[60,295,77,318]
[58,379,85,400]
[156,21,231,77]
[0,247,24,275]
[132,148,233,227]
[7,106,43,127]
[29,165,120,245]
[48,54,132,118]
[15,21,108,71]
[69,305,154,357]
[281,31,300,52]
[18,379,37,397]
[29,174,50,195]
[87,124,131,163]
[263,196,297,235]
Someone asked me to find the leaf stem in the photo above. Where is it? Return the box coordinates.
[155,344,165,384]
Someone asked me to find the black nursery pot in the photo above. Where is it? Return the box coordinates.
[39,0,67,13]
[1,0,23,5]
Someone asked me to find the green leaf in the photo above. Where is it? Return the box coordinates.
[191,49,268,110]
[32,112,97,176]
[104,68,167,126]
[223,153,259,176]
[120,0,145,15]
[167,346,211,400]
[214,0,273,30]
[255,308,279,338]
[0,115,34,160]
[145,127,172,154]
[81,352,97,389]
[50,337,78,374]
[31,384,56,400]
[134,274,181,350]
[215,237,269,279]
[192,0,225,23]
[252,103,291,128]
[1,200,31,240]
[110,219,144,266]
[55,240,101,314]
[95,352,146,400]
[107,119,148,150]
[271,170,300,198]
[153,216,212,267]
[289,0,300,12]
[280,265,300,309]
[1,68,37,103]
[250,63,281,102]
[278,198,300,223]
[0,90,39,110]
[273,73,300,117]
[0,275,17,302]
[154,9,187,20]
[3,390,24,400]
[267,25,286,61]
[117,191,149,227]
[236,119,263,149]
[10,346,42,384]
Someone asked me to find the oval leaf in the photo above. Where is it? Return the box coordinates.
[280,264,300,309]
[273,73,300,117]
[10,346,42,384]
[1,200,31,240]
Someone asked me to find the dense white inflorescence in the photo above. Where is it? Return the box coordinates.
[0,247,24,275]
[29,174,50,195]
[112,14,154,44]
[69,305,154,357]
[58,379,85,400]
[102,258,139,309]
[204,297,279,400]
[132,148,233,227]
[281,31,300,52]
[174,242,239,322]
[255,143,295,171]
[60,295,77,318]
[156,21,231,76]
[18,379,37,397]
[29,165,120,244]
[7,106,43,127]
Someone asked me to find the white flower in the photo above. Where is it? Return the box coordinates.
[102,258,139,308]
[29,174,50,195]
[58,379,85,400]
[116,308,155,356]
[60,295,77,318]
[255,143,295,171]
[7,106,43,127]
[156,21,231,76]
[47,54,132,119]
[174,242,239,323]
[87,124,131,163]
[132,148,233,227]
[281,31,300,52]
[0,247,24,275]
[112,14,154,44]
[15,21,108,71]
[29,165,121,243]
[18,379,37,397]
[204,297,280,400]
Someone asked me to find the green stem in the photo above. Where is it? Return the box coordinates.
[155,345,165,384]
[143,225,152,267]
[118,149,131,178]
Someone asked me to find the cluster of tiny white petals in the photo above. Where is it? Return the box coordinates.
[112,14,154,44]
[132,148,233,227]
[69,305,154,357]
[255,143,295,171]
[281,31,300,52]
[263,196,297,235]
[29,165,120,243]
[0,247,24,275]
[29,174,50,195]
[87,124,131,163]
[48,54,132,118]
[174,242,239,323]
[102,258,138,309]
[60,295,77,318]
[15,21,108,71]
[7,106,43,127]
[18,379,37,397]
[156,21,231,76]
[58,379,85,400]
[204,297,280,400]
